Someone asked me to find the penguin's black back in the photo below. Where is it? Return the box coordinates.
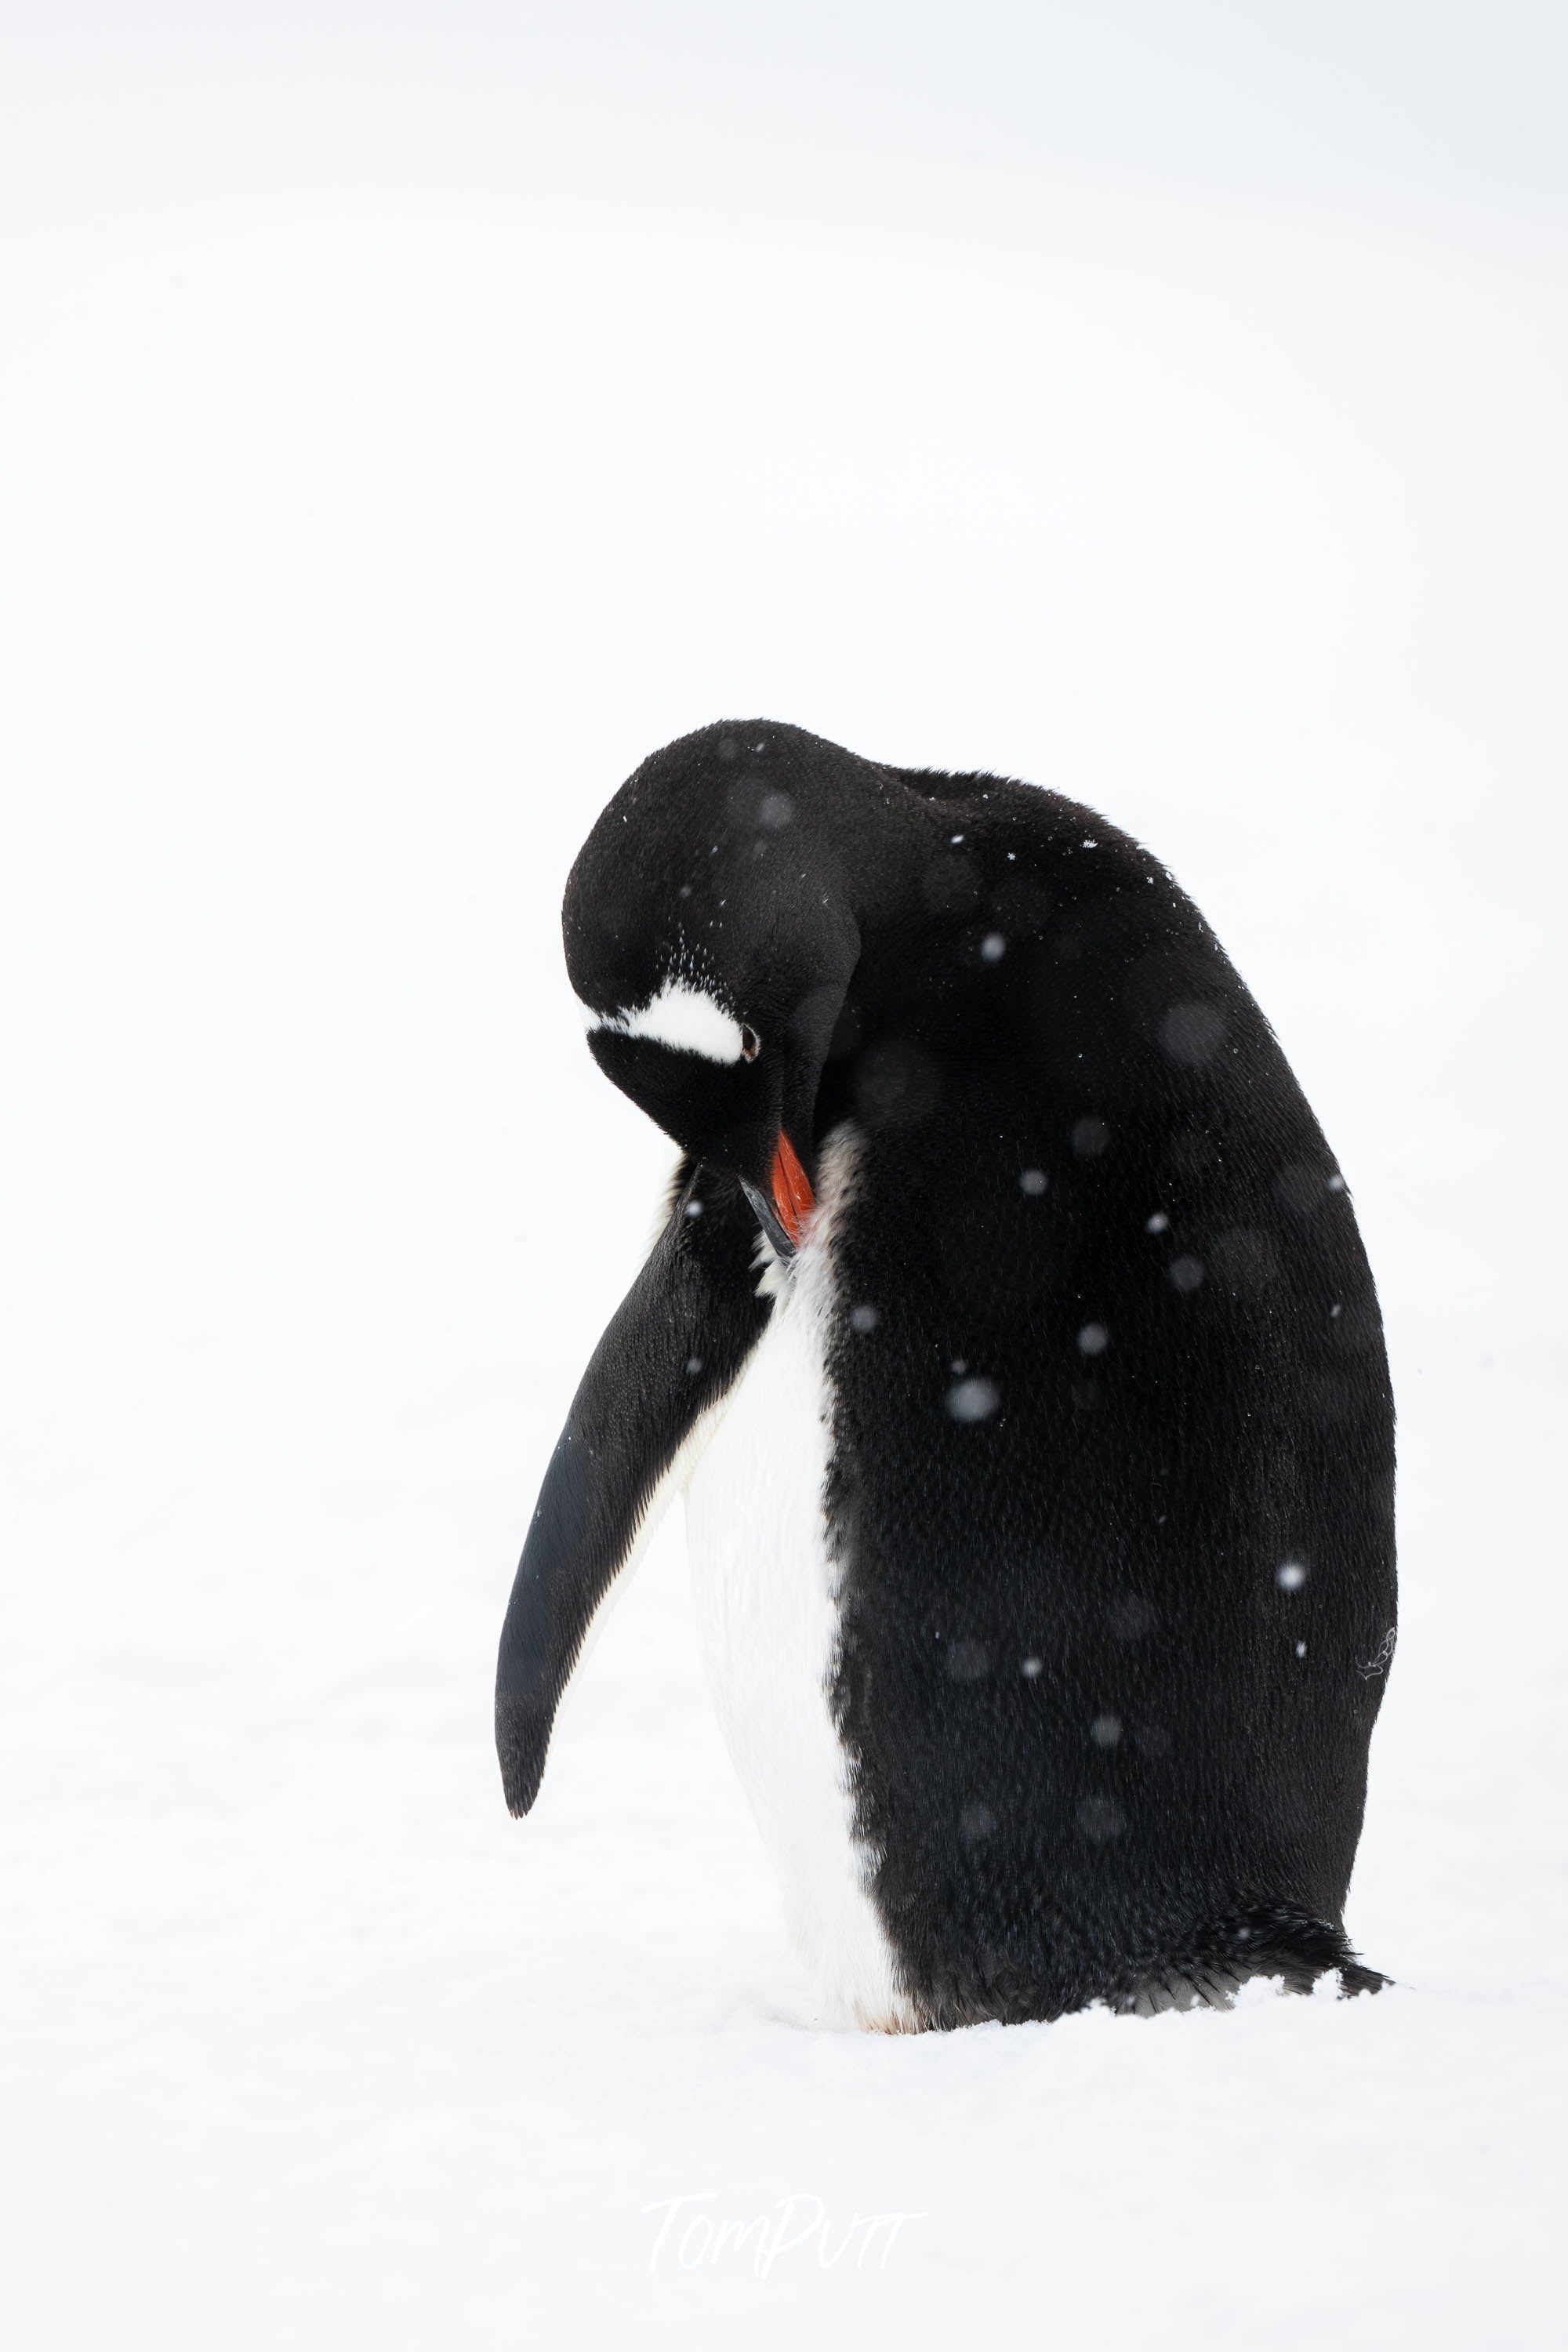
[804,753,1396,2022]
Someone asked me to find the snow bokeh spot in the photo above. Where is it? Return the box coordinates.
[946,1376,1000,1423]
[1076,1795,1125,1842]
[1160,1001,1228,1065]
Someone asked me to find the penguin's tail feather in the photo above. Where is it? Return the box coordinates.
[1119,1907,1389,2016]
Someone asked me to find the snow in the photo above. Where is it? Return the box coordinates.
[3,11,1567,2350]
[945,1377,1002,1423]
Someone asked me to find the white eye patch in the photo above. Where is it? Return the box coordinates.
[580,978,746,1065]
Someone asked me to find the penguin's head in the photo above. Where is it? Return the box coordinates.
[562,722,867,1252]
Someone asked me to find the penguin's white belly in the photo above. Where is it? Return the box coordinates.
[681,1250,913,2031]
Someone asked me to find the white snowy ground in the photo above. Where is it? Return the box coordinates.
[3,14,1567,2347]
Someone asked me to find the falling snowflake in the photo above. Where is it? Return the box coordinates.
[1076,1795,1124,1842]
[946,1376,1000,1423]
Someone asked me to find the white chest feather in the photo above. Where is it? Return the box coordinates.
[681,1176,913,2031]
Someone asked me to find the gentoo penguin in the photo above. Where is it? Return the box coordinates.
[495,720,1396,2027]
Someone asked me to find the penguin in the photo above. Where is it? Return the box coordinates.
[495,720,1396,2028]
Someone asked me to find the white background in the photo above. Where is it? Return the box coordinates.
[3,6,1565,2344]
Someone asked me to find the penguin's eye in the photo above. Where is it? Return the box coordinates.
[740,1025,761,1062]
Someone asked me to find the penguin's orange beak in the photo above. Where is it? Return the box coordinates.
[771,1131,816,1247]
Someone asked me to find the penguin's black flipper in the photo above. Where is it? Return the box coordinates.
[495,1162,768,1817]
